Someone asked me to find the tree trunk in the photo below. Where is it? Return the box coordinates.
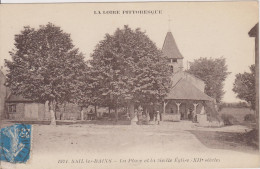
[94,105,97,114]
[128,102,135,120]
[115,105,118,122]
[44,101,49,120]
[61,103,66,120]
[143,105,146,115]
[94,105,97,118]
[108,107,110,114]
[80,107,84,121]
[4,104,9,119]
[49,101,56,125]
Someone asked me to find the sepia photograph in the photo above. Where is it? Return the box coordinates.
[0,1,259,169]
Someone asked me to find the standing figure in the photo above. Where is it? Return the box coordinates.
[160,110,162,121]
[131,109,138,125]
[181,112,184,120]
[134,109,138,120]
[137,106,143,125]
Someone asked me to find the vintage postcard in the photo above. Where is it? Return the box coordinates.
[0,1,259,169]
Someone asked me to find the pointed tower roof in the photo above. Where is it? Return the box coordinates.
[162,31,183,59]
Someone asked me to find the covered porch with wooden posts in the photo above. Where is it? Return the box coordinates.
[162,99,206,121]
[162,78,215,122]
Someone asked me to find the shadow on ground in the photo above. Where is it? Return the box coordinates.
[188,129,259,154]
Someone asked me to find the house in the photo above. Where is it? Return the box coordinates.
[161,31,216,121]
[5,93,82,121]
[6,94,47,120]
[248,23,259,121]
[1,68,51,121]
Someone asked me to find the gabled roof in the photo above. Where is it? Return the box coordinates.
[162,31,183,59]
[249,23,258,37]
[6,94,32,103]
[171,71,204,86]
[165,78,214,101]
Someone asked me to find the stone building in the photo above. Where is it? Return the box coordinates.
[162,31,216,121]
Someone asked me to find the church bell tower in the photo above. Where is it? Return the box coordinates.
[162,31,183,73]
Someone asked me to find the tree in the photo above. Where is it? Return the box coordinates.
[72,66,104,120]
[5,23,86,125]
[187,57,230,103]
[233,65,255,110]
[90,25,171,120]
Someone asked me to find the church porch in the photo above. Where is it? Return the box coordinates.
[163,99,205,121]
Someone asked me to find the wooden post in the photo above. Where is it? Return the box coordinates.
[80,107,84,121]
[176,102,181,114]
[193,103,199,122]
[163,100,169,114]
[44,101,49,120]
[193,103,199,114]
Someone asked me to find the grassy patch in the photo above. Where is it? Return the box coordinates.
[188,130,259,154]
[219,107,255,123]
[219,107,256,128]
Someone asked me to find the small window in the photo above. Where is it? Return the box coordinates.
[8,104,16,113]
[170,59,177,63]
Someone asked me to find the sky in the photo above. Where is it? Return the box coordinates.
[0,2,258,103]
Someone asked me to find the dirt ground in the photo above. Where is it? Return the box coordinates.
[1,121,260,169]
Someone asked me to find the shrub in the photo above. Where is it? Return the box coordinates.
[244,129,259,148]
[244,114,256,122]
[221,114,238,125]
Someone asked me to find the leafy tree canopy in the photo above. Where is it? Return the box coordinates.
[90,25,172,108]
[233,65,255,110]
[187,57,230,103]
[5,23,86,106]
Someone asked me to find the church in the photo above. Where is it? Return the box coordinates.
[161,31,216,121]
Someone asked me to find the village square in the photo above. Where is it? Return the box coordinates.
[0,2,259,169]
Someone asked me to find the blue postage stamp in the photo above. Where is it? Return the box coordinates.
[0,124,32,163]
